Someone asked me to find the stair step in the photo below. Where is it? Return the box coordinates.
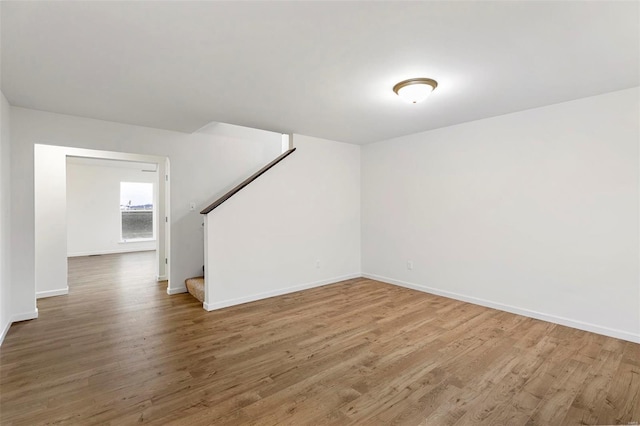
[185,276,204,303]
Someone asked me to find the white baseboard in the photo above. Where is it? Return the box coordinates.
[0,319,11,346]
[167,285,187,295]
[363,273,640,344]
[36,287,69,299]
[68,247,155,257]
[203,273,361,311]
[156,275,167,282]
[1,309,39,346]
[12,309,39,322]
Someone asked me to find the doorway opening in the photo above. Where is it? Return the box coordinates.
[34,145,170,306]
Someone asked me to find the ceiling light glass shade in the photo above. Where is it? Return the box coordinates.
[393,78,438,103]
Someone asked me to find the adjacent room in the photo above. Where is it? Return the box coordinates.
[65,156,162,300]
[0,1,638,425]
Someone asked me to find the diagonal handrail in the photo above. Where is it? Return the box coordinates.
[200,148,297,214]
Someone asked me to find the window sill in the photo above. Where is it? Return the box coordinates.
[119,238,156,244]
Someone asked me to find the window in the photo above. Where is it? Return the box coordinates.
[120,182,154,241]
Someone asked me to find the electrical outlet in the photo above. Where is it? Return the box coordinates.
[316,259,321,269]
[407,260,413,270]
[189,202,196,211]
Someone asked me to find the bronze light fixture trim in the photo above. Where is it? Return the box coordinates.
[393,78,438,103]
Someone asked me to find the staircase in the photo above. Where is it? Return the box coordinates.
[185,276,204,303]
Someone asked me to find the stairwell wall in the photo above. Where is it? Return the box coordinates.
[204,134,361,310]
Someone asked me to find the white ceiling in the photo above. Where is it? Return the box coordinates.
[1,1,638,145]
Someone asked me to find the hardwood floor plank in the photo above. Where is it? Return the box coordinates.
[562,346,623,425]
[451,337,553,425]
[524,358,593,425]
[1,252,638,425]
[596,342,640,425]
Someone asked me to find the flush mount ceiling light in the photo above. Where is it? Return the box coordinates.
[393,78,438,104]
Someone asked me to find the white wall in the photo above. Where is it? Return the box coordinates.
[362,87,640,343]
[0,91,13,343]
[204,134,361,310]
[66,161,157,256]
[34,145,69,299]
[11,107,282,318]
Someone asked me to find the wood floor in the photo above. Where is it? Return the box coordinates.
[1,252,638,425]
